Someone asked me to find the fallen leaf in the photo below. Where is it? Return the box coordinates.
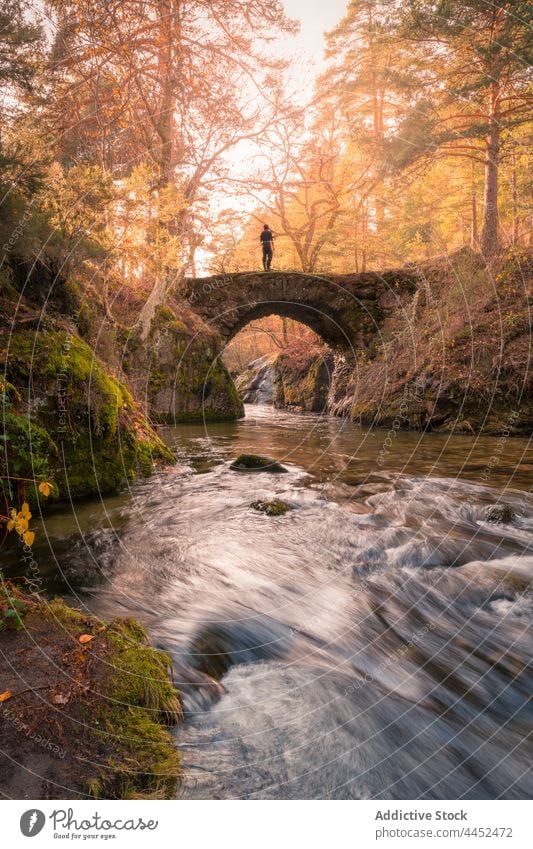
[78,634,95,645]
[0,690,13,702]
[52,693,69,705]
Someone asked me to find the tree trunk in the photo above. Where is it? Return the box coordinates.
[136,0,180,340]
[361,201,368,272]
[470,162,478,249]
[375,197,386,234]
[137,269,183,341]
[480,83,501,257]
[352,199,359,272]
[511,151,519,244]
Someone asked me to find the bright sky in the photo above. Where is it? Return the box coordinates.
[283,0,349,59]
[277,0,350,100]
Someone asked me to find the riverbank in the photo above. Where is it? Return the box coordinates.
[0,581,181,799]
[333,248,533,434]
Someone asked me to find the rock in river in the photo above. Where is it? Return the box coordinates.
[251,499,292,516]
[229,454,288,473]
[486,504,519,524]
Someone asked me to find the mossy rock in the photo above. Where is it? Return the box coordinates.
[230,454,287,473]
[273,350,332,413]
[46,602,182,799]
[189,634,232,681]
[2,328,174,501]
[251,498,292,516]
[486,504,518,524]
[81,617,181,799]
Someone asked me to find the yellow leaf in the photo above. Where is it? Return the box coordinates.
[0,690,12,702]
[38,482,52,497]
[78,634,95,645]
[15,517,28,534]
[22,530,35,547]
[20,502,31,520]
[6,520,15,532]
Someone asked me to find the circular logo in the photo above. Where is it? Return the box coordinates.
[20,810,46,837]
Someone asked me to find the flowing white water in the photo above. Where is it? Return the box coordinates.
[6,405,532,799]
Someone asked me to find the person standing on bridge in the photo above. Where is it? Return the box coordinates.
[260,224,274,271]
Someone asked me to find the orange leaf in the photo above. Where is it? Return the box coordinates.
[15,517,28,534]
[0,690,13,702]
[78,634,95,645]
[38,482,53,497]
[20,502,31,520]
[22,530,35,547]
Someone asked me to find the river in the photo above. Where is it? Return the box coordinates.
[5,405,533,799]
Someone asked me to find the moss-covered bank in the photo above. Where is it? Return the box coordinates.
[1,258,245,506]
[0,581,180,799]
[1,326,174,501]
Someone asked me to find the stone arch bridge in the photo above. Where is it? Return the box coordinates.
[183,269,420,351]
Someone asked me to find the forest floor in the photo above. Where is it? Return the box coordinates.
[0,581,181,799]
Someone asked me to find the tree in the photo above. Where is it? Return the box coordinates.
[0,0,43,238]
[320,1,411,236]
[397,1,533,257]
[231,107,378,273]
[0,0,42,95]
[44,0,298,336]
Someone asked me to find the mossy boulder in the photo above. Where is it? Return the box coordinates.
[230,454,288,473]
[251,498,292,516]
[189,633,232,681]
[2,328,174,501]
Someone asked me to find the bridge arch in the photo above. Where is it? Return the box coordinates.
[183,270,418,353]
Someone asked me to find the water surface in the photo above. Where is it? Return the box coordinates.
[5,405,533,799]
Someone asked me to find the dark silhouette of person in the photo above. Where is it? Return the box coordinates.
[260,224,274,270]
